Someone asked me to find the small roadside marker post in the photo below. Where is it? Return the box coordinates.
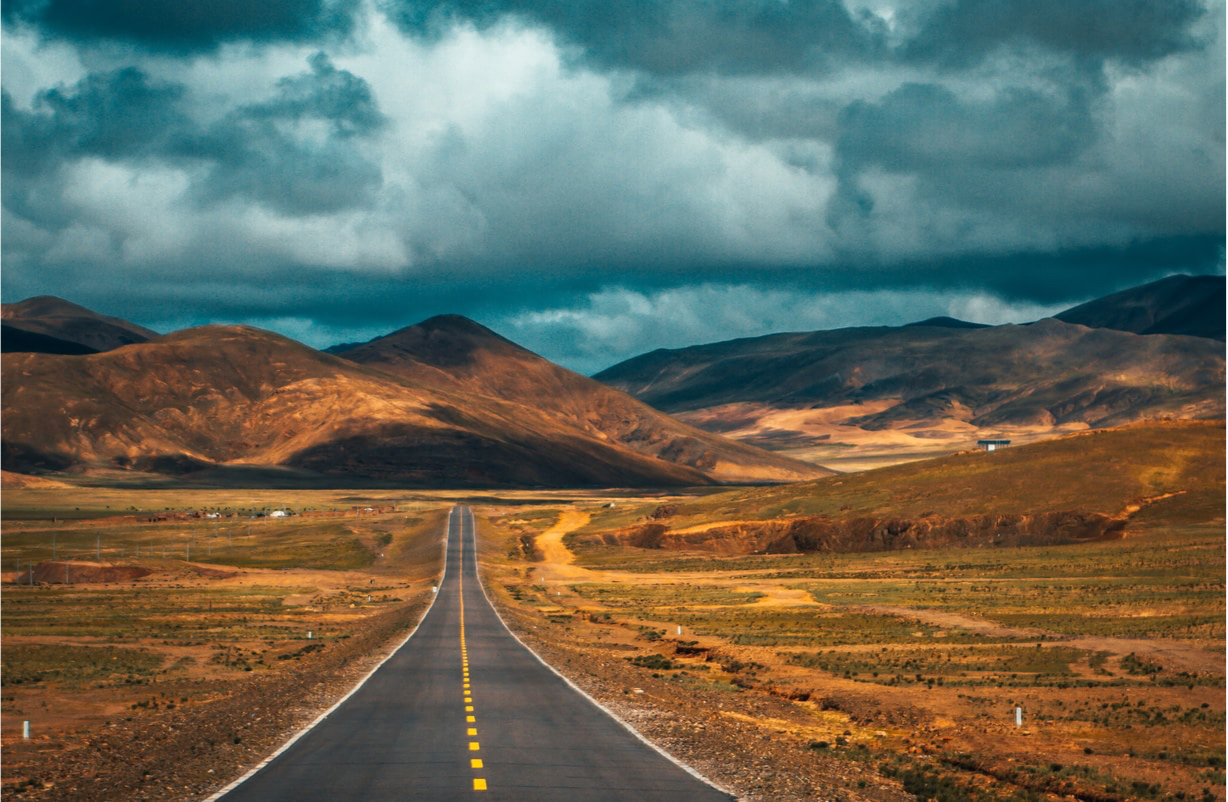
[1016,707,1022,727]
[23,721,29,739]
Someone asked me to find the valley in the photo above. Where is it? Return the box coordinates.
[0,279,1223,801]
[1,421,1222,801]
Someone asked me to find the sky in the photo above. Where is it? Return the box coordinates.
[2,0,1224,374]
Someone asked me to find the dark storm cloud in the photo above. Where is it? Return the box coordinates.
[1,0,1222,371]
[239,52,385,138]
[380,0,1204,80]
[384,0,881,75]
[904,0,1206,67]
[190,53,387,214]
[1,70,191,234]
[2,53,385,220]
[828,79,1099,231]
[837,82,1096,173]
[2,69,188,173]
[2,0,360,52]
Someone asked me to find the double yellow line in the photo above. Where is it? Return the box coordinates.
[459,512,486,792]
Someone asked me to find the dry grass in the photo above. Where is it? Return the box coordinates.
[476,436,1226,802]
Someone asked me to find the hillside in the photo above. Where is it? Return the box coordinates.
[1,295,159,352]
[595,316,1224,470]
[1,325,739,487]
[331,315,827,484]
[574,420,1225,555]
[1055,274,1225,340]
[1,324,99,355]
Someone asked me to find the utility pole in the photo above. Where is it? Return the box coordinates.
[96,533,101,562]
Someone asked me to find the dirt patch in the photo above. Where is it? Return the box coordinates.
[18,562,154,584]
[531,509,594,582]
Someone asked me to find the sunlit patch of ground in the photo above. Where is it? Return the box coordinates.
[482,498,1226,802]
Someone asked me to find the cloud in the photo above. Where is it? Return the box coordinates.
[2,69,188,175]
[2,0,362,52]
[383,0,881,76]
[191,52,386,214]
[2,50,386,228]
[903,0,1206,67]
[0,1,1223,372]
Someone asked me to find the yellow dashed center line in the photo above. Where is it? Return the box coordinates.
[459,513,487,793]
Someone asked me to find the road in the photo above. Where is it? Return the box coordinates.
[215,505,733,801]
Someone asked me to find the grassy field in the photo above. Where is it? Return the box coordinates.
[0,489,463,799]
[477,430,1226,802]
[574,420,1225,539]
[1,421,1222,802]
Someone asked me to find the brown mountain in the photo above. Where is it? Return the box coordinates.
[331,315,827,484]
[1055,274,1225,340]
[1,324,99,355]
[595,316,1225,471]
[2,295,159,352]
[2,320,823,487]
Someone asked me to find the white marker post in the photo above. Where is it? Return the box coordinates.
[1016,707,1022,727]
[23,721,29,739]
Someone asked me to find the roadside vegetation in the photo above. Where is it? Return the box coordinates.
[0,491,450,800]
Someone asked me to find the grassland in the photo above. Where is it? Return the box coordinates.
[0,489,460,800]
[1,421,1222,802]
[477,426,1226,802]
[574,420,1225,541]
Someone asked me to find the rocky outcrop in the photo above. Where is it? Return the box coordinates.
[586,510,1126,555]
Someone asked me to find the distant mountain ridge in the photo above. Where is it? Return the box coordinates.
[1,295,159,353]
[1055,274,1225,340]
[594,275,1225,470]
[1,324,99,355]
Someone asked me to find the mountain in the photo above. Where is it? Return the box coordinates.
[1,296,159,352]
[1,324,99,355]
[2,320,824,487]
[1055,274,1225,340]
[329,315,827,484]
[595,316,1224,471]
[903,316,988,329]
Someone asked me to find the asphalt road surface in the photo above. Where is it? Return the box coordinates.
[216,505,733,801]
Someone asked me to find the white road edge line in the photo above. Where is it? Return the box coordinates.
[205,510,457,801]
[463,506,737,800]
